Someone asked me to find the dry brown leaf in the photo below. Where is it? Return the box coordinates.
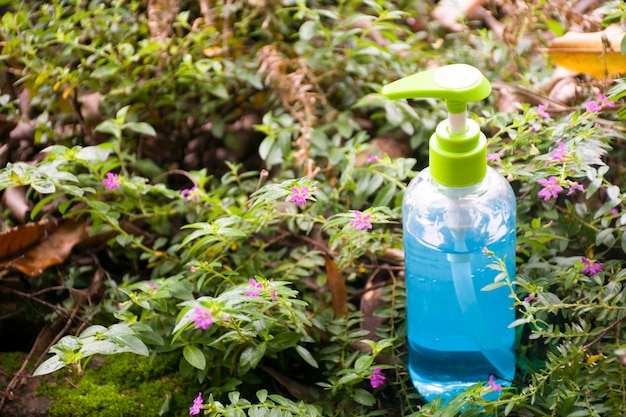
[546,24,626,79]
[0,218,89,277]
[0,218,59,261]
[324,257,347,317]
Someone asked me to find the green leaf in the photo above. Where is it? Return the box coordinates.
[256,389,268,403]
[95,120,122,138]
[31,179,56,194]
[352,388,375,406]
[508,316,532,328]
[268,332,300,351]
[545,19,565,36]
[239,343,266,369]
[295,345,318,368]
[124,122,157,137]
[183,345,206,370]
[372,182,395,207]
[354,355,374,374]
[91,64,120,79]
[596,228,616,248]
[299,20,317,41]
[33,356,66,376]
[75,146,111,162]
[481,281,507,292]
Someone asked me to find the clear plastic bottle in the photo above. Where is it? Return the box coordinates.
[382,64,517,403]
[403,166,516,402]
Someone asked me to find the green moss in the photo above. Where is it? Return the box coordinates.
[0,351,28,374]
[37,352,198,417]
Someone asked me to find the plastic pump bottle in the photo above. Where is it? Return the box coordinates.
[382,64,516,403]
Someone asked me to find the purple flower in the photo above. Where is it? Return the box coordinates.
[487,148,505,162]
[367,155,379,163]
[289,185,310,207]
[586,99,602,113]
[538,104,551,119]
[349,210,373,231]
[586,94,615,113]
[581,257,603,276]
[488,375,503,391]
[189,392,203,415]
[191,307,213,330]
[102,172,120,190]
[181,185,200,203]
[551,141,566,162]
[537,176,563,201]
[369,367,386,389]
[567,182,584,196]
[245,278,263,297]
[598,93,615,108]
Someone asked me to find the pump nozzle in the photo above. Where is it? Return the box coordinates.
[382,64,491,134]
[382,64,491,188]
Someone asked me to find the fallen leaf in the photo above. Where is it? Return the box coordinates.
[0,217,89,277]
[0,218,59,261]
[324,257,347,317]
[546,24,626,79]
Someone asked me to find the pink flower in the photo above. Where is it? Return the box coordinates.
[349,210,373,231]
[191,307,213,330]
[487,148,505,161]
[567,182,584,196]
[369,367,386,389]
[181,185,200,203]
[189,392,203,415]
[102,172,120,190]
[245,278,263,297]
[538,104,551,119]
[551,141,566,162]
[598,93,615,108]
[581,257,603,276]
[586,94,615,113]
[367,155,379,163]
[289,185,310,207]
[586,99,602,113]
[537,176,563,201]
[488,375,503,391]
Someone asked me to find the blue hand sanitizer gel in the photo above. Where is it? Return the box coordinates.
[382,64,517,403]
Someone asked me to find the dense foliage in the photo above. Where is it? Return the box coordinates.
[1,0,626,416]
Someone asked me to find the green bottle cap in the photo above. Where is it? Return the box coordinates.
[382,64,491,187]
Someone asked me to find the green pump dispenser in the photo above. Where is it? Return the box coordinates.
[382,64,491,187]
[383,64,517,404]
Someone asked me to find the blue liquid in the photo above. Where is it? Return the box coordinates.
[403,168,516,403]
